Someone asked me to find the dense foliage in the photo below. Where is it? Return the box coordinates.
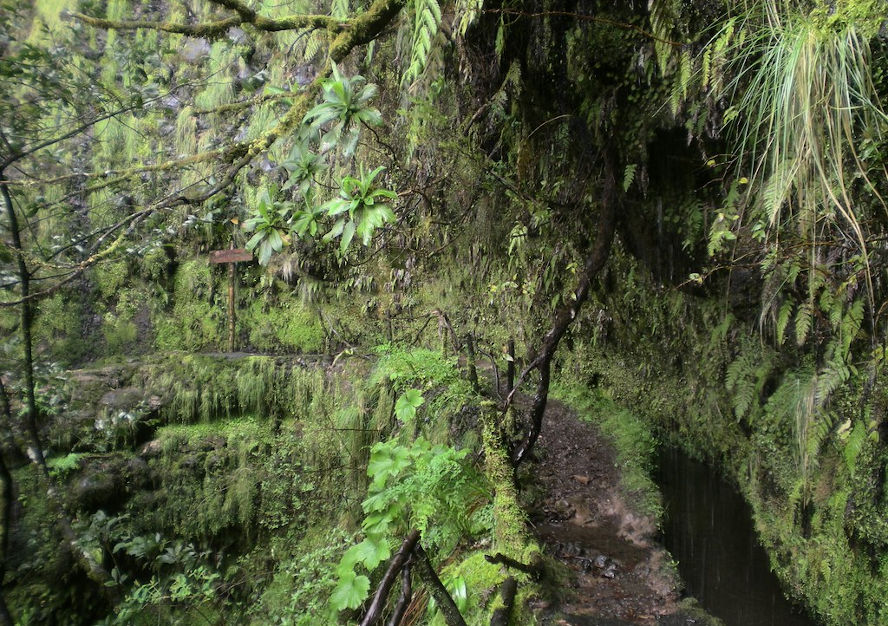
[2,0,888,623]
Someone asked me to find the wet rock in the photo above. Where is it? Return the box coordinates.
[205,452,225,472]
[199,435,226,452]
[99,387,145,410]
[139,439,163,458]
[227,26,249,45]
[73,473,122,511]
[180,38,210,63]
[125,457,150,490]
[546,497,575,522]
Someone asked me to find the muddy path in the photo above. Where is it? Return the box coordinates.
[528,399,717,626]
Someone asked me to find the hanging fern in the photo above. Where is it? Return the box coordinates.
[842,420,867,475]
[303,30,327,62]
[669,47,693,114]
[455,0,484,37]
[702,16,737,93]
[815,355,851,407]
[401,0,442,88]
[622,164,637,192]
[794,301,813,347]
[488,61,522,123]
[649,0,679,77]
[776,299,793,346]
[332,0,349,19]
[726,351,757,420]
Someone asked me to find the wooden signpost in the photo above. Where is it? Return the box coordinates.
[209,245,253,352]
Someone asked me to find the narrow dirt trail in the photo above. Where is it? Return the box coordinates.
[530,399,713,625]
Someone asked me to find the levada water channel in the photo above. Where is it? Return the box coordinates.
[656,447,817,626]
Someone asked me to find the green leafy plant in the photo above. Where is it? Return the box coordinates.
[322,165,397,256]
[303,63,383,157]
[281,142,325,197]
[243,188,292,265]
[47,452,84,478]
[395,388,425,421]
[330,437,490,614]
[712,0,888,308]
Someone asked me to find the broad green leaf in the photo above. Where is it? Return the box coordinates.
[344,537,391,571]
[340,220,356,255]
[395,389,424,420]
[245,231,264,251]
[342,128,360,158]
[330,571,370,610]
[258,240,273,266]
[268,228,283,252]
[324,218,345,243]
[367,443,411,488]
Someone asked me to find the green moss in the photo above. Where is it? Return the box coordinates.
[102,316,138,354]
[27,0,76,44]
[135,353,328,424]
[33,293,89,363]
[243,297,326,353]
[153,260,224,351]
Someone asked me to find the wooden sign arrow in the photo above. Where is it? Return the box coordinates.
[209,248,253,264]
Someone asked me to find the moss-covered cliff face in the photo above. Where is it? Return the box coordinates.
[555,244,888,624]
[7,350,530,624]
[4,0,888,623]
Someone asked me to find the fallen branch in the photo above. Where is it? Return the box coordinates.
[386,559,413,626]
[484,553,541,578]
[413,543,467,626]
[360,530,420,626]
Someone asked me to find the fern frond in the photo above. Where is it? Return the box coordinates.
[726,352,757,419]
[622,164,637,192]
[332,0,349,19]
[455,0,483,36]
[815,356,850,407]
[843,420,867,474]
[304,31,326,62]
[776,299,793,346]
[402,0,443,88]
[649,0,678,76]
[794,301,813,347]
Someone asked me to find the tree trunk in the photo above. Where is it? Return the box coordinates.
[413,543,467,626]
[509,147,619,465]
[1,179,118,600]
[0,379,14,626]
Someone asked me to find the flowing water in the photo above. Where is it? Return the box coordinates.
[656,447,817,626]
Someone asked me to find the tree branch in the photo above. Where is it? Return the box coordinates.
[386,560,412,626]
[70,9,345,38]
[509,146,619,466]
[413,543,467,626]
[360,530,421,626]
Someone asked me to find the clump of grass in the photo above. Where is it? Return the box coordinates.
[715,0,888,307]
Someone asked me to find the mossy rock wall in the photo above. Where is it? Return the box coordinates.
[558,247,888,625]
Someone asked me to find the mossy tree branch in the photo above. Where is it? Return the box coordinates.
[70,10,346,38]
